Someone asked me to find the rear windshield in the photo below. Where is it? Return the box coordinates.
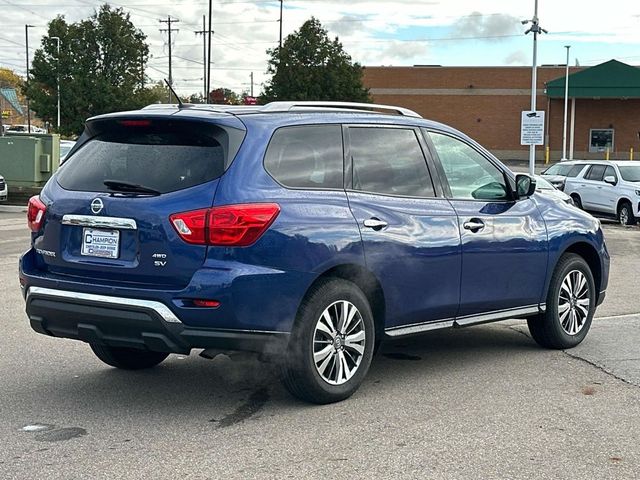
[57,120,243,194]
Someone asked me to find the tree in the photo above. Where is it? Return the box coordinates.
[261,17,369,103]
[25,5,157,136]
[0,68,24,90]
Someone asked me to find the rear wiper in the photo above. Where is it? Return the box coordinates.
[104,180,161,196]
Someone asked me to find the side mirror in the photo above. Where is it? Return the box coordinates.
[515,174,536,199]
[604,175,617,186]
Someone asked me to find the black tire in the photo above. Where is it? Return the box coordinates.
[618,201,636,226]
[90,344,169,370]
[280,278,376,404]
[571,194,582,210]
[527,253,596,349]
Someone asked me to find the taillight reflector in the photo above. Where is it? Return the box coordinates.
[27,195,47,232]
[192,299,221,308]
[170,203,280,247]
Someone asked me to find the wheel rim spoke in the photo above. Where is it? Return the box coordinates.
[313,300,366,386]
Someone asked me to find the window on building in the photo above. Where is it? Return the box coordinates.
[589,129,614,153]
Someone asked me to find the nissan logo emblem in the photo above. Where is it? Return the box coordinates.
[91,198,104,214]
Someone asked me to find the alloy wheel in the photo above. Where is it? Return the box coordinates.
[557,269,591,335]
[313,300,366,385]
[620,206,630,225]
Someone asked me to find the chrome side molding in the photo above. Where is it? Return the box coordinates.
[26,287,181,324]
[385,304,544,337]
[62,214,137,230]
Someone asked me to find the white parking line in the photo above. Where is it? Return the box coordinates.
[595,312,640,321]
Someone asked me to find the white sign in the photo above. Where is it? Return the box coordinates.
[520,110,545,146]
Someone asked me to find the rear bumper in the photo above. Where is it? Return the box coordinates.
[25,286,289,355]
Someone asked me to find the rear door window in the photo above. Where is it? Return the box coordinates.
[585,165,606,181]
[349,127,435,197]
[57,119,242,194]
[264,125,344,189]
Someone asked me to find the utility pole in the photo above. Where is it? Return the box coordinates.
[207,0,213,104]
[523,0,547,175]
[159,16,180,103]
[51,36,61,130]
[561,45,571,161]
[195,15,214,103]
[25,24,34,133]
[250,72,254,97]
[279,0,283,49]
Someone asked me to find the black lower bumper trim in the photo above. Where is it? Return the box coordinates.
[26,293,289,355]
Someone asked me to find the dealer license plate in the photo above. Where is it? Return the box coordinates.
[81,228,120,259]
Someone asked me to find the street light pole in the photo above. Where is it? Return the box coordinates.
[523,0,547,176]
[279,0,283,49]
[25,24,34,133]
[51,36,61,131]
[561,45,571,161]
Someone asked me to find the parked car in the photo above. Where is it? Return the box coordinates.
[60,140,76,162]
[534,175,574,205]
[563,160,640,225]
[540,160,586,190]
[7,124,47,134]
[19,101,610,404]
[0,174,7,202]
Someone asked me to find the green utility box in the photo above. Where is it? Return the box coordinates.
[0,133,61,187]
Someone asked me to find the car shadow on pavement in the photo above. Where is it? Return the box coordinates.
[9,322,542,422]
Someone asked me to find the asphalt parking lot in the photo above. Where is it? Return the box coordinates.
[1,211,640,479]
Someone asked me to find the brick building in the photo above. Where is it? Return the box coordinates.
[363,60,640,163]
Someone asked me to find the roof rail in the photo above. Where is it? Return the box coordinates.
[261,101,422,118]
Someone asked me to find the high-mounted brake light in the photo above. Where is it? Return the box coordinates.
[27,195,47,232]
[170,203,280,247]
[118,119,151,127]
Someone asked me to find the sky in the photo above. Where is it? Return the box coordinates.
[1,0,639,97]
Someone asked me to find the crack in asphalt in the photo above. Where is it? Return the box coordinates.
[506,324,640,388]
[562,350,640,388]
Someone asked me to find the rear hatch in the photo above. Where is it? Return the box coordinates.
[35,114,245,289]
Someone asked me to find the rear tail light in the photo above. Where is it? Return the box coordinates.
[170,203,280,247]
[27,195,47,232]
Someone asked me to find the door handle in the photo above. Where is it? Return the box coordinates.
[363,218,388,230]
[463,219,485,232]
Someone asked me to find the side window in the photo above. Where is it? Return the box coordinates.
[428,131,509,201]
[604,166,617,181]
[349,127,435,197]
[585,165,606,181]
[264,125,343,189]
[567,164,586,177]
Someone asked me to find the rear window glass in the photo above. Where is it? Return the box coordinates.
[57,120,241,194]
[264,125,344,189]
[567,164,586,177]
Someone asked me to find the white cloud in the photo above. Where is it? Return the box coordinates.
[1,0,640,96]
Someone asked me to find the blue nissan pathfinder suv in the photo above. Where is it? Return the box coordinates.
[20,101,609,404]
